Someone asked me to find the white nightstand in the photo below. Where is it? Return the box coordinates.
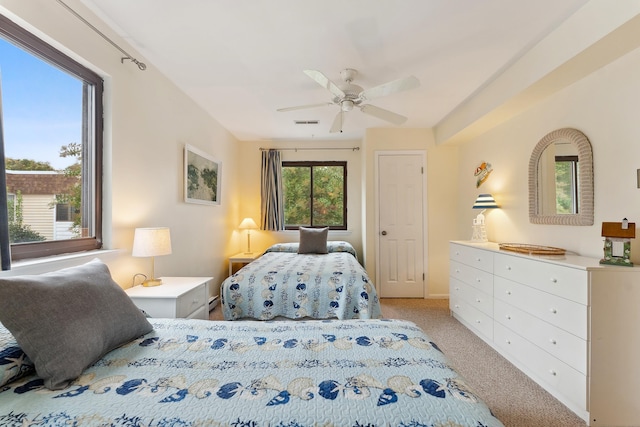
[228,252,260,276]
[125,277,213,320]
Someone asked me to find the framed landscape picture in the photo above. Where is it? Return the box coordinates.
[184,144,221,205]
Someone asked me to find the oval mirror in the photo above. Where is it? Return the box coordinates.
[529,128,594,225]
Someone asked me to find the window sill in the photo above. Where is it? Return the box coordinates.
[275,230,352,236]
[0,249,122,277]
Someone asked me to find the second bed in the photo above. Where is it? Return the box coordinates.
[221,241,381,321]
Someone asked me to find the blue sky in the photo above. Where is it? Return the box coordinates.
[0,37,82,169]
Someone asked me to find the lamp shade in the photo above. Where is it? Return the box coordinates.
[472,194,499,209]
[238,217,258,230]
[132,227,172,257]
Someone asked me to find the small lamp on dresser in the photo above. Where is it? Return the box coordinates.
[471,194,499,242]
[132,227,172,286]
[238,217,258,254]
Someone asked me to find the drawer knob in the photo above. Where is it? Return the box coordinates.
[455,269,460,273]
[549,308,557,314]
[550,278,558,283]
[476,298,481,303]
[475,320,481,324]
[550,339,557,345]
[506,315,511,320]
[506,266,512,271]
[455,287,460,291]
[505,339,511,344]
[506,290,512,295]
[476,278,481,282]
[476,257,481,262]
[549,370,557,376]
[455,304,460,308]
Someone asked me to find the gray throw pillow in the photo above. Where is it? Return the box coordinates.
[0,259,153,390]
[298,226,329,254]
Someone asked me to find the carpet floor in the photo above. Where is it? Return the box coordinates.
[210,298,587,427]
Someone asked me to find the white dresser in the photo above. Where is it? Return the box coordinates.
[450,241,640,426]
[126,277,213,320]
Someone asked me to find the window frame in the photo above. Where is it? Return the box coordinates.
[282,161,347,231]
[0,15,103,262]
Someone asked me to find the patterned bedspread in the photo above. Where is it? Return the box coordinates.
[221,243,382,320]
[0,318,504,427]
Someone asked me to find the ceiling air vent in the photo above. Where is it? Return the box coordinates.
[294,120,319,125]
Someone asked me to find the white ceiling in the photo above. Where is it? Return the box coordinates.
[81,0,588,142]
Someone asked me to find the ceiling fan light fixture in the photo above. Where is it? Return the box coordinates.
[278,68,420,132]
[341,100,354,112]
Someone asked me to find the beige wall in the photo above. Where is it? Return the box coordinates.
[450,43,640,262]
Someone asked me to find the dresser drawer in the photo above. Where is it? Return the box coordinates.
[450,243,493,273]
[494,276,587,339]
[450,277,493,317]
[450,295,493,340]
[494,322,587,412]
[176,283,207,318]
[450,260,493,295]
[494,299,587,374]
[493,253,587,304]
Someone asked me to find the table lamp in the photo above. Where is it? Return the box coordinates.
[239,217,258,254]
[471,194,499,242]
[132,227,172,286]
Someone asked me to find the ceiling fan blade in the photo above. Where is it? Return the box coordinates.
[358,75,420,101]
[359,104,408,125]
[330,111,344,133]
[277,102,332,112]
[304,69,346,99]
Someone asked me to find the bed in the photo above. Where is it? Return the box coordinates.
[221,239,382,321]
[1,318,504,427]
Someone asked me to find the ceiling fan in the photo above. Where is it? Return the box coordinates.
[278,68,420,133]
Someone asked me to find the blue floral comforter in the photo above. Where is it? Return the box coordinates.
[221,243,382,320]
[0,318,504,427]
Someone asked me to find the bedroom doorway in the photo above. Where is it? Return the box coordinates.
[376,152,426,298]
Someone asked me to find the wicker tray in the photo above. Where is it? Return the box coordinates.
[498,243,566,256]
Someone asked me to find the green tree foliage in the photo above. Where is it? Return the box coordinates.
[187,164,199,193]
[283,166,311,226]
[555,160,575,214]
[6,158,54,171]
[283,165,344,227]
[200,166,218,201]
[312,166,344,226]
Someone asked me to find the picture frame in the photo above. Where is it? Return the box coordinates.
[184,144,221,205]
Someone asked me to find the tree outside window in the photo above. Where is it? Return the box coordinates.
[282,161,347,230]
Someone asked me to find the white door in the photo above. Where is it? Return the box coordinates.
[377,153,425,298]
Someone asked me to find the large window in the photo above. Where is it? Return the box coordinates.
[0,15,103,264]
[282,161,346,230]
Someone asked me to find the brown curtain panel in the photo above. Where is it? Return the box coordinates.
[260,149,284,231]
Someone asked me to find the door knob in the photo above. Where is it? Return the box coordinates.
[381,231,387,236]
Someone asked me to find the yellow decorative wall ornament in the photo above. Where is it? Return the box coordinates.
[474,161,493,188]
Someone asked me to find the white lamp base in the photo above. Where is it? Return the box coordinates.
[471,223,487,243]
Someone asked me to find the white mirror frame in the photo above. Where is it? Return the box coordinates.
[529,128,594,226]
